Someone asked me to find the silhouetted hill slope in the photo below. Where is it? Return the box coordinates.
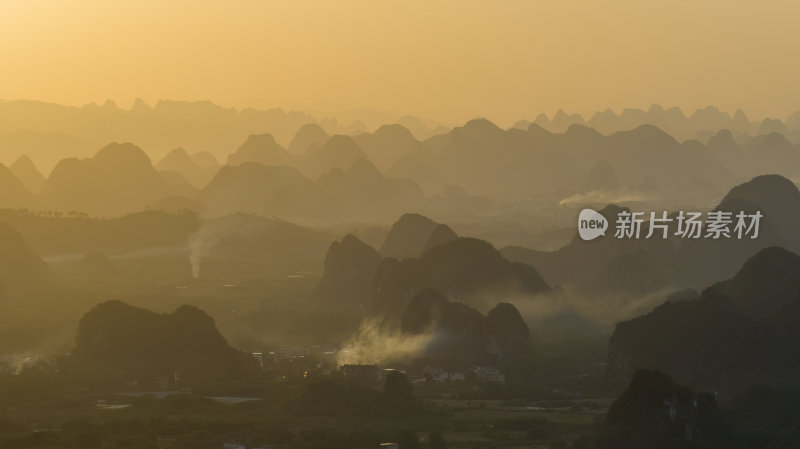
[486,302,530,356]
[386,154,447,195]
[400,288,530,361]
[672,174,800,287]
[0,99,365,167]
[226,133,292,167]
[375,237,550,310]
[317,159,424,221]
[503,174,800,293]
[725,385,800,447]
[717,174,800,250]
[576,370,734,449]
[315,234,381,304]
[189,214,331,280]
[0,222,52,290]
[379,213,441,259]
[80,251,116,278]
[288,123,329,154]
[198,162,337,221]
[0,163,37,209]
[582,160,620,192]
[299,135,369,179]
[9,155,46,193]
[713,246,800,319]
[40,143,175,216]
[400,288,450,334]
[501,204,675,288]
[73,300,258,381]
[0,209,199,255]
[400,289,530,359]
[608,246,800,393]
[155,147,218,188]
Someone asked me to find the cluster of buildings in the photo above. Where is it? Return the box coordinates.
[245,344,509,386]
[411,365,505,384]
[337,364,506,386]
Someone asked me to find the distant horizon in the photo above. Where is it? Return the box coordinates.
[2,96,799,130]
[3,1,800,126]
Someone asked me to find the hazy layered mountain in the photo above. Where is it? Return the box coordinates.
[0,127,98,173]
[501,204,676,289]
[725,385,800,448]
[585,250,666,297]
[317,213,548,312]
[288,123,329,154]
[375,237,550,311]
[80,250,116,279]
[527,104,800,143]
[226,133,292,167]
[576,370,734,449]
[0,99,356,165]
[353,124,428,171]
[0,163,37,209]
[608,246,800,394]
[9,155,47,193]
[40,143,178,216]
[422,185,495,219]
[189,150,220,168]
[315,234,381,304]
[299,135,369,179]
[386,154,448,195]
[419,223,458,256]
[0,222,52,291]
[431,119,542,199]
[396,116,450,141]
[197,162,337,221]
[426,117,800,201]
[73,300,258,382]
[155,147,219,188]
[317,158,424,221]
[736,132,800,178]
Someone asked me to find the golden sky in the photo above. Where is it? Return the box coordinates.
[1,0,799,125]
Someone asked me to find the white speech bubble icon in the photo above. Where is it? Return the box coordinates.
[578,208,608,241]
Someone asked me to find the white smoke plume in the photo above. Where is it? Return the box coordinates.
[559,189,658,207]
[336,317,433,366]
[188,214,264,278]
